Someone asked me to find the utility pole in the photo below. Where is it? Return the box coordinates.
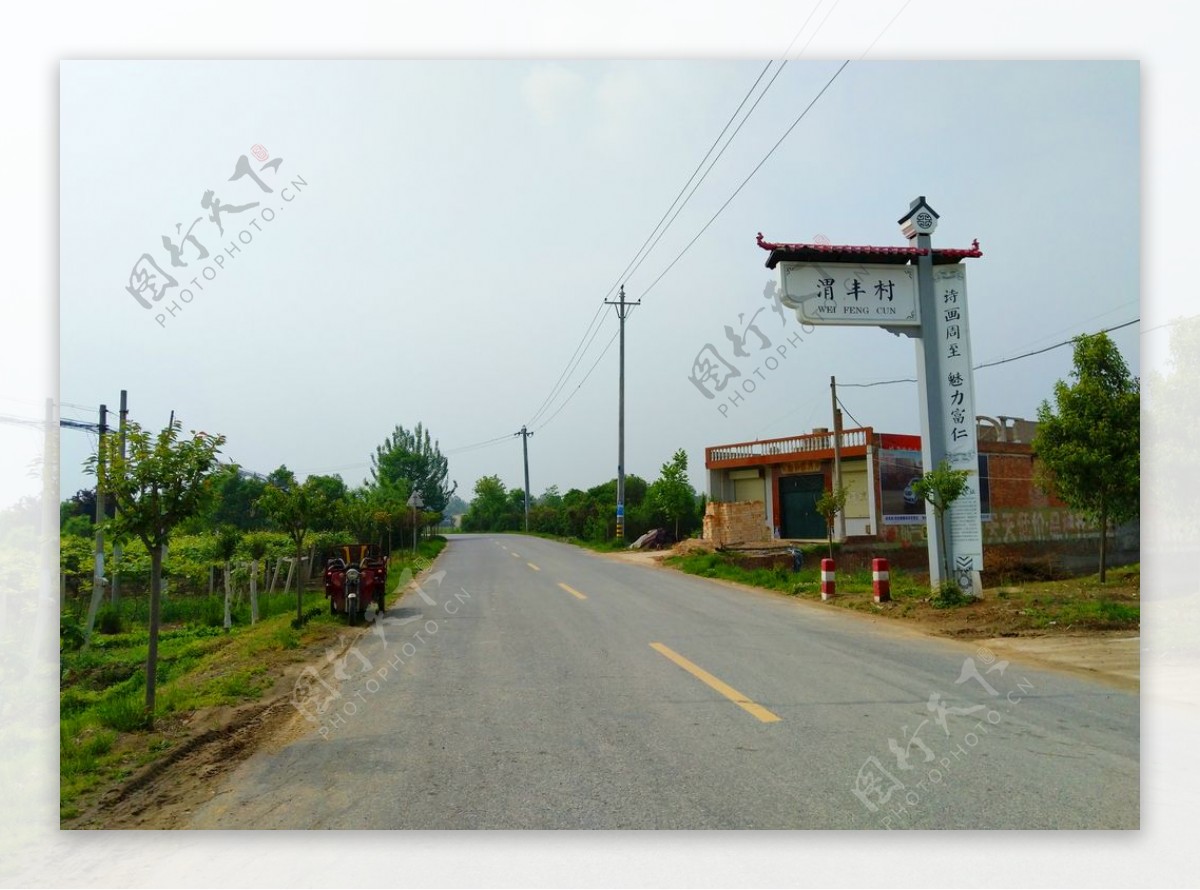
[83,403,108,644]
[830,376,845,542]
[515,426,534,531]
[604,284,640,540]
[111,390,128,605]
[38,396,59,659]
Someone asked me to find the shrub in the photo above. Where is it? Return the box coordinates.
[60,615,85,651]
[96,605,124,635]
[933,581,972,608]
[291,605,324,629]
[94,693,152,732]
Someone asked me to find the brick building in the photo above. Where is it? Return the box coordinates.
[703,419,1136,565]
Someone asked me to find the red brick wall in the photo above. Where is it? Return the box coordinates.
[983,446,1065,509]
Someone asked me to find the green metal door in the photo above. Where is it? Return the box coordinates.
[780,474,826,539]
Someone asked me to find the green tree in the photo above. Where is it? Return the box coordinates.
[86,419,225,717]
[814,485,848,560]
[258,474,339,621]
[1033,332,1140,581]
[911,460,970,588]
[339,490,377,546]
[200,466,268,531]
[61,514,93,538]
[368,479,412,551]
[306,474,349,530]
[60,488,105,526]
[370,423,457,513]
[462,475,509,531]
[648,449,695,539]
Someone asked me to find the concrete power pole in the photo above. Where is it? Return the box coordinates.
[515,426,534,531]
[111,389,128,605]
[605,285,640,540]
[83,403,108,644]
[830,375,845,542]
[38,396,59,659]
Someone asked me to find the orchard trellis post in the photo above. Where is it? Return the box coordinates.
[759,196,984,592]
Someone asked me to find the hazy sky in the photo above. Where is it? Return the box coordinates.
[55,59,1138,504]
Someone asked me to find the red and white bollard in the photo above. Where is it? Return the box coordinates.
[872,558,891,603]
[820,558,836,601]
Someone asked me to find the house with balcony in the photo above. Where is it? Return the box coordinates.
[702,418,1134,565]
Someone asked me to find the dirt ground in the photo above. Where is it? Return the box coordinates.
[70,544,1138,829]
[66,625,363,830]
[600,547,1140,691]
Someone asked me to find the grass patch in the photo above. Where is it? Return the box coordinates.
[515,531,632,553]
[94,693,152,732]
[661,549,1138,637]
[664,551,811,595]
[933,581,972,609]
[59,586,343,821]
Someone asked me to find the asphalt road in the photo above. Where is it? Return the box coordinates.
[186,534,1139,829]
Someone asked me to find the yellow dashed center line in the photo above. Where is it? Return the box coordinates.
[649,642,781,724]
[511,552,521,558]
[527,562,540,571]
[557,582,587,600]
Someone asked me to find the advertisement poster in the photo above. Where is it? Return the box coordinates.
[881,448,926,524]
[881,450,990,524]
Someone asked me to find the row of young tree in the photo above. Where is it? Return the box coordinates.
[71,418,456,716]
[460,448,704,542]
[65,422,461,547]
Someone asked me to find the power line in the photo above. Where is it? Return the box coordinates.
[527,62,856,435]
[627,0,911,306]
[611,61,776,295]
[840,378,917,388]
[860,0,913,57]
[443,433,515,456]
[622,1,845,294]
[501,5,903,453]
[780,0,834,59]
[525,308,612,428]
[972,318,1138,371]
[790,0,845,59]
[840,318,1141,389]
[533,328,620,433]
[1141,317,1195,334]
[835,396,864,429]
[984,300,1137,359]
[525,60,782,430]
[523,4,860,439]
[633,60,852,305]
[622,62,791,290]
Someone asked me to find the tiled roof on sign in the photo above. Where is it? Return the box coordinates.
[756,233,982,268]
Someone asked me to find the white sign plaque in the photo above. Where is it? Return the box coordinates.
[778,262,919,327]
[932,264,983,572]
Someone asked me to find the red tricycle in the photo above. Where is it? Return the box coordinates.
[323,544,389,624]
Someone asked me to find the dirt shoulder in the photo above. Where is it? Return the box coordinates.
[71,543,1136,829]
[599,547,1140,691]
[65,555,446,830]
